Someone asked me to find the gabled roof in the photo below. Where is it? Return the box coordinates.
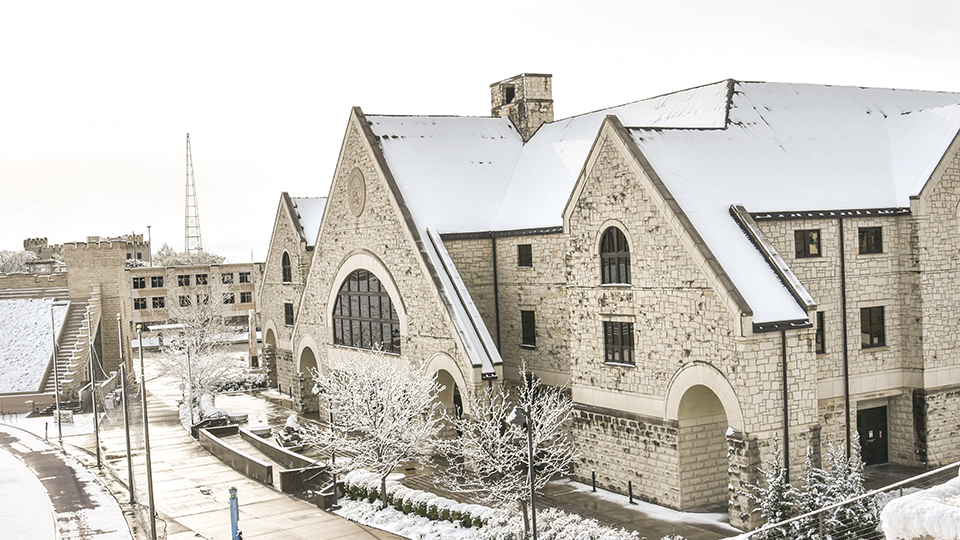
[283,193,327,248]
[364,80,960,325]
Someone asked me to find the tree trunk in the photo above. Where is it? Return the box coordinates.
[381,475,389,509]
[519,498,529,537]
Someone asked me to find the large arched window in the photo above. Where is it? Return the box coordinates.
[281,252,292,283]
[332,269,401,354]
[600,227,630,284]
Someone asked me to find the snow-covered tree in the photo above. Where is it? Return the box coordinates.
[0,249,37,273]
[153,242,227,266]
[746,433,794,539]
[155,279,243,422]
[303,350,446,508]
[439,364,577,536]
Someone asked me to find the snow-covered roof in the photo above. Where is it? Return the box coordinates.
[289,196,327,247]
[0,298,67,393]
[366,80,960,325]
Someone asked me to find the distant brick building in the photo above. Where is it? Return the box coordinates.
[260,74,960,529]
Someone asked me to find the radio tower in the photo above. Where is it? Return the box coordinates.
[184,133,203,254]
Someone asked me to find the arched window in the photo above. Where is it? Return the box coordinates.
[332,269,401,354]
[281,252,292,283]
[600,227,630,284]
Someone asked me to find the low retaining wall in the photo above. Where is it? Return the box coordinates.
[239,428,317,470]
[198,425,273,485]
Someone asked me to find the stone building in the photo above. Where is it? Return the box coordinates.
[260,74,960,528]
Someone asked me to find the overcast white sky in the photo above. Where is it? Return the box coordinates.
[2,1,958,263]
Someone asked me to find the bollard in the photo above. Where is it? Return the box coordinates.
[628,481,634,504]
[230,486,241,540]
[592,470,596,492]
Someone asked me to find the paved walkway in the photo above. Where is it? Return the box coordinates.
[77,372,404,540]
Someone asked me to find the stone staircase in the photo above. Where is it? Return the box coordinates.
[42,299,91,395]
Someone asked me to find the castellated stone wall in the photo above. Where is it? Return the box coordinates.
[293,118,485,409]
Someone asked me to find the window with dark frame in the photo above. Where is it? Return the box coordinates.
[178,275,191,287]
[332,269,401,354]
[603,321,634,365]
[282,252,292,283]
[239,272,251,283]
[859,227,882,254]
[795,229,821,258]
[196,294,209,305]
[151,276,164,288]
[132,277,146,289]
[815,311,826,354]
[521,310,536,347]
[240,292,252,303]
[179,295,191,307]
[152,296,165,309]
[600,227,631,284]
[222,273,234,284]
[284,303,294,326]
[223,293,235,304]
[861,306,885,348]
[196,274,208,285]
[134,298,147,310]
[518,245,533,268]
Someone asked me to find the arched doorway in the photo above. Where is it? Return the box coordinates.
[677,385,728,509]
[435,369,463,439]
[298,347,319,413]
[264,327,277,387]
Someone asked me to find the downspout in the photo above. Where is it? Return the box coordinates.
[492,236,502,352]
[781,330,790,483]
[839,218,852,458]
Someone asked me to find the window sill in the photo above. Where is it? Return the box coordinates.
[599,283,632,288]
[604,362,636,368]
[331,344,402,357]
[860,345,889,353]
[520,344,537,350]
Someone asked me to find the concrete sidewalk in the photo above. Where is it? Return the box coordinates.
[82,373,402,540]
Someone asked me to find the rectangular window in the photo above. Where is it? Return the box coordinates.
[795,229,821,258]
[284,303,294,326]
[521,310,536,347]
[239,272,251,283]
[859,227,882,254]
[222,273,234,284]
[179,295,191,307]
[196,274,208,285]
[518,244,533,268]
[240,292,252,304]
[136,252,142,260]
[152,296,165,309]
[196,294,209,305]
[223,293,235,304]
[151,276,164,288]
[134,298,147,310]
[132,277,146,289]
[815,311,826,354]
[861,306,885,348]
[603,321,635,365]
[178,275,191,287]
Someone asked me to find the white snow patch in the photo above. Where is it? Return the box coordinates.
[335,498,477,540]
[0,299,68,393]
[881,472,960,540]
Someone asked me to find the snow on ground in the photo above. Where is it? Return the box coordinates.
[0,298,67,392]
[554,478,740,533]
[335,498,477,540]
[881,470,960,540]
[0,445,55,540]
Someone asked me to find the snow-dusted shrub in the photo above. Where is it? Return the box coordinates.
[470,507,641,540]
[413,490,437,517]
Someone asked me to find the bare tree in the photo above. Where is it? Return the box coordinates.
[0,249,37,273]
[155,279,243,422]
[153,242,226,266]
[303,350,445,508]
[439,364,578,535]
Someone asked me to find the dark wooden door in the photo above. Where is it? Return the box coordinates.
[857,406,888,465]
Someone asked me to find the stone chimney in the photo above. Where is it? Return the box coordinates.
[491,73,554,141]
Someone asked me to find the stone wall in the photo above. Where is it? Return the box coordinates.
[679,413,727,508]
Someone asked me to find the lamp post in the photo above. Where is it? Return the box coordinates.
[508,405,537,540]
[50,304,62,446]
[138,324,158,540]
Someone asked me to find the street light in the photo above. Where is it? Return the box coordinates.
[138,324,158,540]
[508,404,537,540]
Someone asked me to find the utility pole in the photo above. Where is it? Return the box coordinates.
[184,134,203,254]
